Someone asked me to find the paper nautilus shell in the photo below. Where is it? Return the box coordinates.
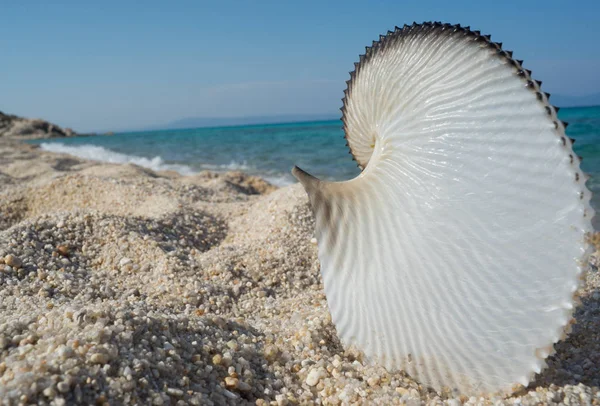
[292,22,594,395]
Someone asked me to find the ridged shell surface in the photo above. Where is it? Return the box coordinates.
[292,23,594,395]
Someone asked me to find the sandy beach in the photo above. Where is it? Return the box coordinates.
[1,137,599,405]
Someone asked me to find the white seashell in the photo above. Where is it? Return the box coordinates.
[292,22,594,395]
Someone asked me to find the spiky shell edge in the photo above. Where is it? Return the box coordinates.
[338,21,596,394]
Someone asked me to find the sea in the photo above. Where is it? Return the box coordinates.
[33,105,600,226]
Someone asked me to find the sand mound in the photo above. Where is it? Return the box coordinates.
[1,138,599,405]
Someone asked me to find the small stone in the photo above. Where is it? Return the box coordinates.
[264,345,278,362]
[237,381,251,392]
[306,368,324,386]
[119,257,132,267]
[224,376,239,388]
[367,376,380,387]
[57,245,70,256]
[310,237,318,245]
[90,353,109,364]
[166,388,184,397]
[4,255,22,269]
[42,386,56,398]
[212,354,222,365]
[332,357,342,368]
[222,389,239,400]
[275,394,289,406]
[123,366,133,378]
[164,342,175,351]
[221,353,233,367]
[395,387,408,396]
[57,381,70,393]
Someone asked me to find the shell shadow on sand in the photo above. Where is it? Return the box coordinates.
[532,284,600,389]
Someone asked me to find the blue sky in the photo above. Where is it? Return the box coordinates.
[1,1,599,132]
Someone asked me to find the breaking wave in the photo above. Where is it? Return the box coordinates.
[38,142,295,186]
[39,143,197,175]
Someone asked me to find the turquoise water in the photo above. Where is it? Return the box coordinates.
[35,106,600,225]
[36,120,360,187]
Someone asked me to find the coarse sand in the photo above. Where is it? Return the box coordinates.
[0,138,599,405]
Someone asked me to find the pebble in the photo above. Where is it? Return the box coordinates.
[264,345,279,362]
[224,376,239,388]
[367,376,380,387]
[222,389,239,400]
[396,387,408,395]
[42,387,56,398]
[237,381,251,391]
[56,381,70,393]
[4,254,22,269]
[275,393,289,405]
[90,353,109,364]
[306,368,325,386]
[166,388,184,397]
[119,257,132,267]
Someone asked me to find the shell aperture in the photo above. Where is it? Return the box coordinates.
[292,23,594,395]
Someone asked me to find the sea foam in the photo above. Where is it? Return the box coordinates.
[39,142,295,186]
[39,143,197,175]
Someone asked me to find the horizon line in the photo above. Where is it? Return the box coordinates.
[84,115,343,136]
[86,103,600,135]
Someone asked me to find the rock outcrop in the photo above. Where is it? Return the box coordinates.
[0,111,77,139]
